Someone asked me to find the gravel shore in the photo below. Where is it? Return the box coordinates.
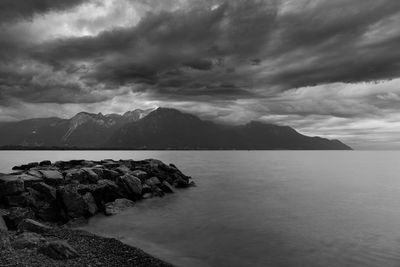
[0,227,174,267]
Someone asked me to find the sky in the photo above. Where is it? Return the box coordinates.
[0,0,400,149]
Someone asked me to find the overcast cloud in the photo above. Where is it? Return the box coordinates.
[1,0,400,149]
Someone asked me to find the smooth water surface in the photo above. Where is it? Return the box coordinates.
[1,151,400,267]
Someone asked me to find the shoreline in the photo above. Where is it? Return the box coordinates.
[1,227,174,267]
[0,158,195,266]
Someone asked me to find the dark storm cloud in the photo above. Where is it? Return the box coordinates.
[27,0,278,100]
[23,0,400,101]
[1,0,400,138]
[0,0,88,23]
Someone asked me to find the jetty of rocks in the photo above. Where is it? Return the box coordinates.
[0,158,194,266]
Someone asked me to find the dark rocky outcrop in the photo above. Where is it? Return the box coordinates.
[0,158,194,226]
[0,158,191,266]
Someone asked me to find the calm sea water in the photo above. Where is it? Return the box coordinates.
[1,151,400,267]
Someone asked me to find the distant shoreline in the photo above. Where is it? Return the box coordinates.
[0,146,353,151]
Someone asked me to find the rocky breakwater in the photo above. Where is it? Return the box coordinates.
[0,158,194,266]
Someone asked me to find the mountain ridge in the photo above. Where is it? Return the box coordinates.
[0,108,351,150]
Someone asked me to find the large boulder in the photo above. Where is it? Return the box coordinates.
[11,232,46,249]
[116,174,142,199]
[39,170,64,186]
[104,198,135,216]
[0,177,24,196]
[31,182,57,201]
[18,219,52,234]
[39,240,79,260]
[3,207,35,230]
[58,185,97,218]
[90,180,123,207]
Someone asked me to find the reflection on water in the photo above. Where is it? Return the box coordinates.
[2,151,400,267]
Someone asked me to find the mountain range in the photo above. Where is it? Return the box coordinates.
[0,108,351,150]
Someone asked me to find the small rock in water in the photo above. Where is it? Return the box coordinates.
[104,198,135,216]
[159,181,175,194]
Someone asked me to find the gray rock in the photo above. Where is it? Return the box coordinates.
[39,170,64,186]
[142,184,152,194]
[102,161,121,169]
[90,167,104,179]
[0,177,24,196]
[102,169,120,181]
[117,174,142,199]
[59,185,98,218]
[132,170,148,181]
[12,232,46,249]
[31,182,57,200]
[91,180,123,205]
[18,219,52,234]
[65,168,98,184]
[159,181,175,193]
[104,198,135,216]
[152,186,165,197]
[142,193,153,199]
[27,170,43,178]
[115,165,131,175]
[3,207,35,230]
[58,185,87,218]
[39,160,52,166]
[82,192,98,216]
[39,240,79,260]
[145,176,161,186]
[36,203,62,222]
[81,168,99,183]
